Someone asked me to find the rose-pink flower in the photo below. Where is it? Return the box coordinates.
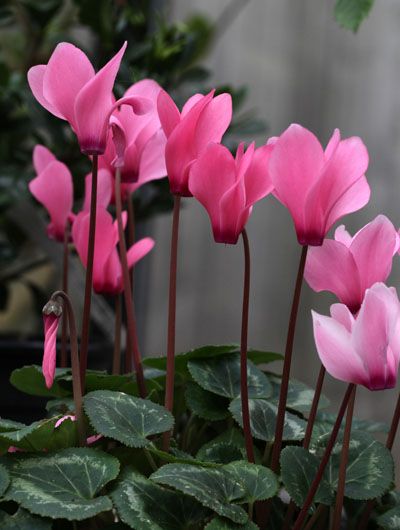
[305,215,399,313]
[72,207,154,295]
[28,42,151,154]
[269,124,370,246]
[312,283,400,391]
[29,145,74,242]
[157,89,232,196]
[189,142,273,244]
[42,300,63,389]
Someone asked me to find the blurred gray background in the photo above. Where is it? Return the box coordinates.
[141,0,400,468]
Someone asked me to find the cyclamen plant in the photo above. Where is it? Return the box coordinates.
[1,40,399,530]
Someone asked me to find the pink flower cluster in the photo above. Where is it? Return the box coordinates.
[28,41,400,394]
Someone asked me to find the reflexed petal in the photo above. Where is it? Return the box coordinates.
[33,145,56,174]
[330,303,354,332]
[181,93,206,116]
[312,311,368,386]
[127,237,155,269]
[324,128,340,160]
[27,65,65,119]
[136,129,167,185]
[83,169,113,211]
[157,89,181,138]
[243,143,274,206]
[194,93,232,152]
[334,225,352,247]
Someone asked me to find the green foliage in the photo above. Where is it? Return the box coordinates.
[205,517,260,529]
[10,365,70,398]
[185,381,231,421]
[3,447,120,520]
[0,508,52,530]
[84,390,174,447]
[334,0,375,32]
[377,505,400,530]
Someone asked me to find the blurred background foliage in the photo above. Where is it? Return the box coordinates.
[0,0,267,330]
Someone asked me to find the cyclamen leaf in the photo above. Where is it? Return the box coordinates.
[3,448,120,520]
[280,446,333,507]
[229,398,306,442]
[377,506,400,530]
[223,461,279,503]
[0,463,9,495]
[111,468,209,530]
[83,390,174,447]
[0,508,52,529]
[334,0,374,32]
[10,365,70,398]
[185,381,230,421]
[205,517,260,529]
[188,355,271,399]
[269,376,330,413]
[197,442,244,464]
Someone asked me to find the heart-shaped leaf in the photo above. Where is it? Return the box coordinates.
[111,468,209,530]
[185,382,230,421]
[188,355,271,399]
[229,398,306,442]
[10,365,71,398]
[84,390,174,447]
[4,448,119,520]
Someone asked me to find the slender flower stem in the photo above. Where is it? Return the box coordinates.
[356,392,400,530]
[60,221,70,368]
[292,383,355,530]
[124,196,135,374]
[162,195,181,451]
[240,229,255,463]
[51,290,86,446]
[283,365,327,530]
[304,504,327,530]
[270,244,309,473]
[331,385,356,530]
[80,155,98,385]
[112,294,122,375]
[115,169,146,397]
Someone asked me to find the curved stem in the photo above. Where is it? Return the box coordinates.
[112,294,122,375]
[240,229,255,463]
[115,169,146,397]
[356,391,400,529]
[270,244,308,471]
[283,365,327,530]
[292,383,355,530]
[162,195,181,451]
[79,155,98,386]
[51,290,86,446]
[331,385,356,530]
[60,221,70,368]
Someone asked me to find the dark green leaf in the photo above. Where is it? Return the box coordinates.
[111,468,209,530]
[230,398,306,442]
[0,508,52,529]
[334,0,374,32]
[188,355,271,399]
[84,390,174,447]
[269,375,330,413]
[197,442,244,464]
[205,517,259,529]
[4,448,119,520]
[185,382,230,421]
[10,365,71,398]
[377,505,400,530]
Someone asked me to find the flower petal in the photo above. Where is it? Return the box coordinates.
[83,168,113,212]
[27,65,65,119]
[42,314,60,389]
[243,143,274,206]
[194,93,232,153]
[334,225,352,247]
[33,145,56,174]
[127,237,155,269]
[157,89,181,138]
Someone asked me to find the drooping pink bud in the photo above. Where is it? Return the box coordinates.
[42,300,63,388]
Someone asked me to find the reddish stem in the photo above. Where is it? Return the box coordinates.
[115,169,146,397]
[292,383,355,530]
[283,365,327,529]
[60,221,70,368]
[51,290,86,446]
[124,196,135,373]
[240,229,255,463]
[112,294,122,375]
[331,385,356,530]
[79,155,98,386]
[356,391,400,529]
[162,195,181,451]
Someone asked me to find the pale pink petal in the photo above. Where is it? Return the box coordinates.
[42,43,95,128]
[189,143,237,240]
[305,240,361,312]
[243,143,274,206]
[352,284,400,390]
[194,93,232,153]
[110,117,126,168]
[127,237,155,269]
[182,93,206,116]
[312,310,369,386]
[330,303,354,332]
[87,434,103,445]
[29,160,73,242]
[157,90,181,138]
[42,314,60,389]
[269,124,325,243]
[55,415,76,428]
[350,215,398,294]
[324,128,340,160]
[33,145,56,173]
[236,143,255,181]
[27,65,65,119]
[136,130,167,185]
[334,225,352,247]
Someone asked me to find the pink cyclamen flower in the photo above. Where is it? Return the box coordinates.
[189,142,274,244]
[72,207,154,294]
[99,79,167,186]
[305,215,399,313]
[29,145,73,242]
[157,88,232,196]
[312,283,400,391]
[27,42,151,154]
[42,300,63,388]
[269,124,370,246]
